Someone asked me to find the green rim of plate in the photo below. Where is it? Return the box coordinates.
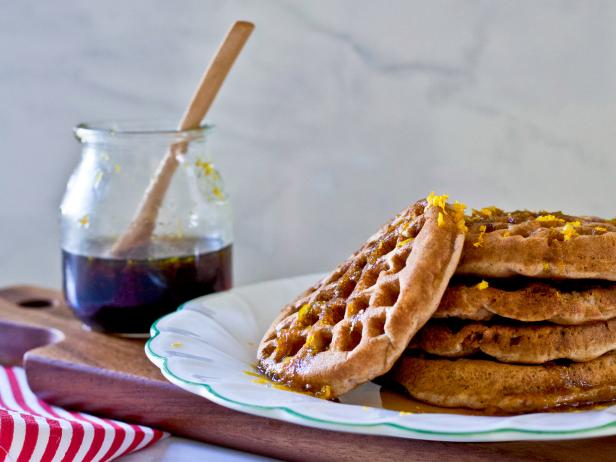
[145,292,616,439]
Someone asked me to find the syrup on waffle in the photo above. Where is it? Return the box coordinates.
[435,278,616,325]
[411,318,616,363]
[457,208,616,280]
[257,195,465,398]
[393,352,616,413]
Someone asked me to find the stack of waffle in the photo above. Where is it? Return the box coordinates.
[257,197,616,414]
[393,208,616,413]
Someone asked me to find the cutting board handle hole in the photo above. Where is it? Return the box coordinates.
[18,298,55,309]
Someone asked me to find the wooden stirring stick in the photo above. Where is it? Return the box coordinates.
[111,21,254,257]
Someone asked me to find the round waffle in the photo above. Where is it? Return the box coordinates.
[456,208,616,280]
[257,197,465,398]
[411,318,616,363]
[434,278,616,325]
[392,353,616,413]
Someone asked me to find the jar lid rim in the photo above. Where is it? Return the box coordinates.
[74,119,214,140]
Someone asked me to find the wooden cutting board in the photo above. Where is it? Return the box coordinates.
[1,284,615,462]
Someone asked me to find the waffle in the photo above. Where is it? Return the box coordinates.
[434,278,616,325]
[457,208,616,280]
[257,197,465,398]
[411,318,616,363]
[392,352,616,413]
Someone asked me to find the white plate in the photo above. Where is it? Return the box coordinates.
[146,274,616,442]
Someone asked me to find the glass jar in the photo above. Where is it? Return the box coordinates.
[60,120,233,335]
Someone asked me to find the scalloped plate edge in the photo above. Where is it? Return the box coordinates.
[145,276,616,442]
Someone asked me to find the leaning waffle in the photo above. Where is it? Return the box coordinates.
[434,278,616,325]
[257,197,465,398]
[392,352,616,413]
[457,208,616,280]
[411,318,616,363]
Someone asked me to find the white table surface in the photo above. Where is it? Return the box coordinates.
[122,437,278,462]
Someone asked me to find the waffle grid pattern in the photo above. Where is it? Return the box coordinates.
[257,202,431,396]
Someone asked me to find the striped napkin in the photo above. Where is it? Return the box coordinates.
[0,366,166,462]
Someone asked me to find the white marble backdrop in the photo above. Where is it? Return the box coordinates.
[1,0,616,288]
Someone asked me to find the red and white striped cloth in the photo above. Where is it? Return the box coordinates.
[0,366,166,462]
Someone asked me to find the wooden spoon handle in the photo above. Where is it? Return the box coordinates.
[179,20,254,130]
[110,21,254,257]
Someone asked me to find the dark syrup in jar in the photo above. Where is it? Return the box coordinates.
[62,238,232,334]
